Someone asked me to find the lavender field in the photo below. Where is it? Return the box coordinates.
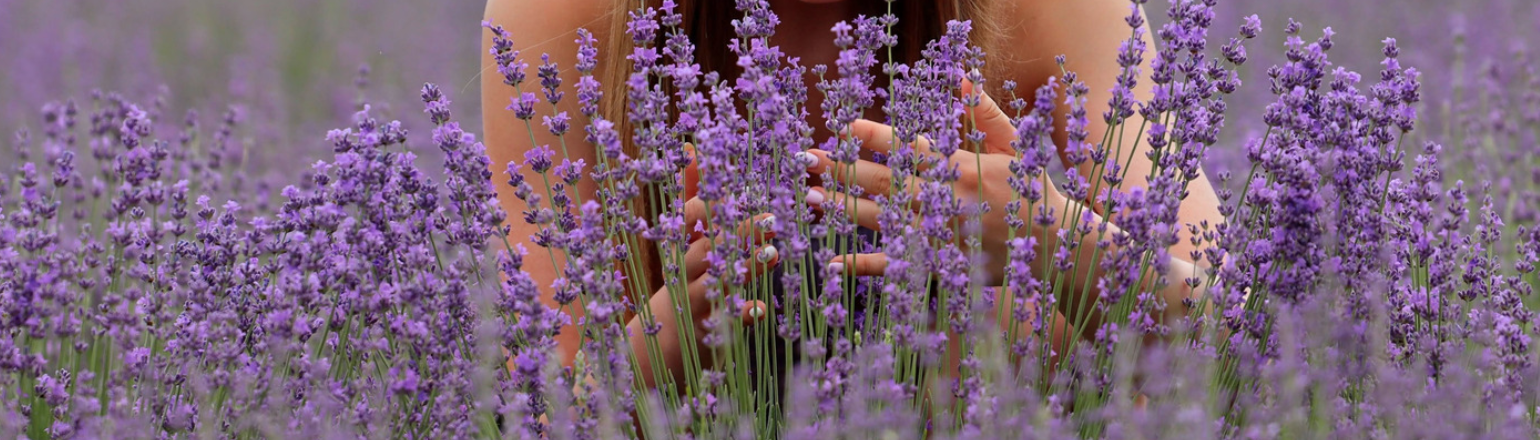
[2,0,1539,438]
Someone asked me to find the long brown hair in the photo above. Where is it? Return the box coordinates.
[598,0,1004,291]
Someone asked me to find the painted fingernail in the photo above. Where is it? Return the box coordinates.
[757,215,777,230]
[749,305,765,319]
[805,188,825,205]
[828,261,845,273]
[795,151,819,168]
[756,244,779,263]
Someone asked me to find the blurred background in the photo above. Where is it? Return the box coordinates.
[1,0,485,181]
[1188,0,1540,176]
[2,0,1536,181]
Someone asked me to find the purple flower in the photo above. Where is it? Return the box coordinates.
[510,92,539,120]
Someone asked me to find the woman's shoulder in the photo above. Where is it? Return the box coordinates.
[484,0,614,43]
[989,0,1152,87]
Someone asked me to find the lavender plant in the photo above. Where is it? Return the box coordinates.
[3,0,1540,438]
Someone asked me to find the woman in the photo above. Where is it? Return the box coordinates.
[480,0,1225,391]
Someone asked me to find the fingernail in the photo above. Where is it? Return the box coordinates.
[795,151,819,168]
[757,215,777,230]
[805,188,825,205]
[749,305,765,319]
[828,261,845,273]
[756,244,778,263]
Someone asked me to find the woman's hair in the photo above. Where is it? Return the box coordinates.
[597,0,1003,292]
[600,0,1003,122]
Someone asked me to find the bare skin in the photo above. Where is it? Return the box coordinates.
[481,0,1225,389]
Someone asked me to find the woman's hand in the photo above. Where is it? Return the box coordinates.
[799,81,1207,340]
[625,150,775,390]
[801,80,1064,285]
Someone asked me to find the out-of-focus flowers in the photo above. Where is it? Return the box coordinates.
[3,0,1540,438]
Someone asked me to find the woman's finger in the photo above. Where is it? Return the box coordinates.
[682,213,779,280]
[743,236,780,281]
[828,253,889,278]
[679,276,770,327]
[741,210,781,279]
[805,186,883,231]
[739,300,770,326]
[682,195,779,244]
[846,119,977,165]
[846,119,928,156]
[683,143,699,199]
[681,196,708,243]
[960,78,1018,156]
[799,149,925,201]
[682,241,779,283]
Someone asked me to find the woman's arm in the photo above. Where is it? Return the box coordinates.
[483,1,771,392]
[1000,0,1226,260]
[482,0,614,367]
